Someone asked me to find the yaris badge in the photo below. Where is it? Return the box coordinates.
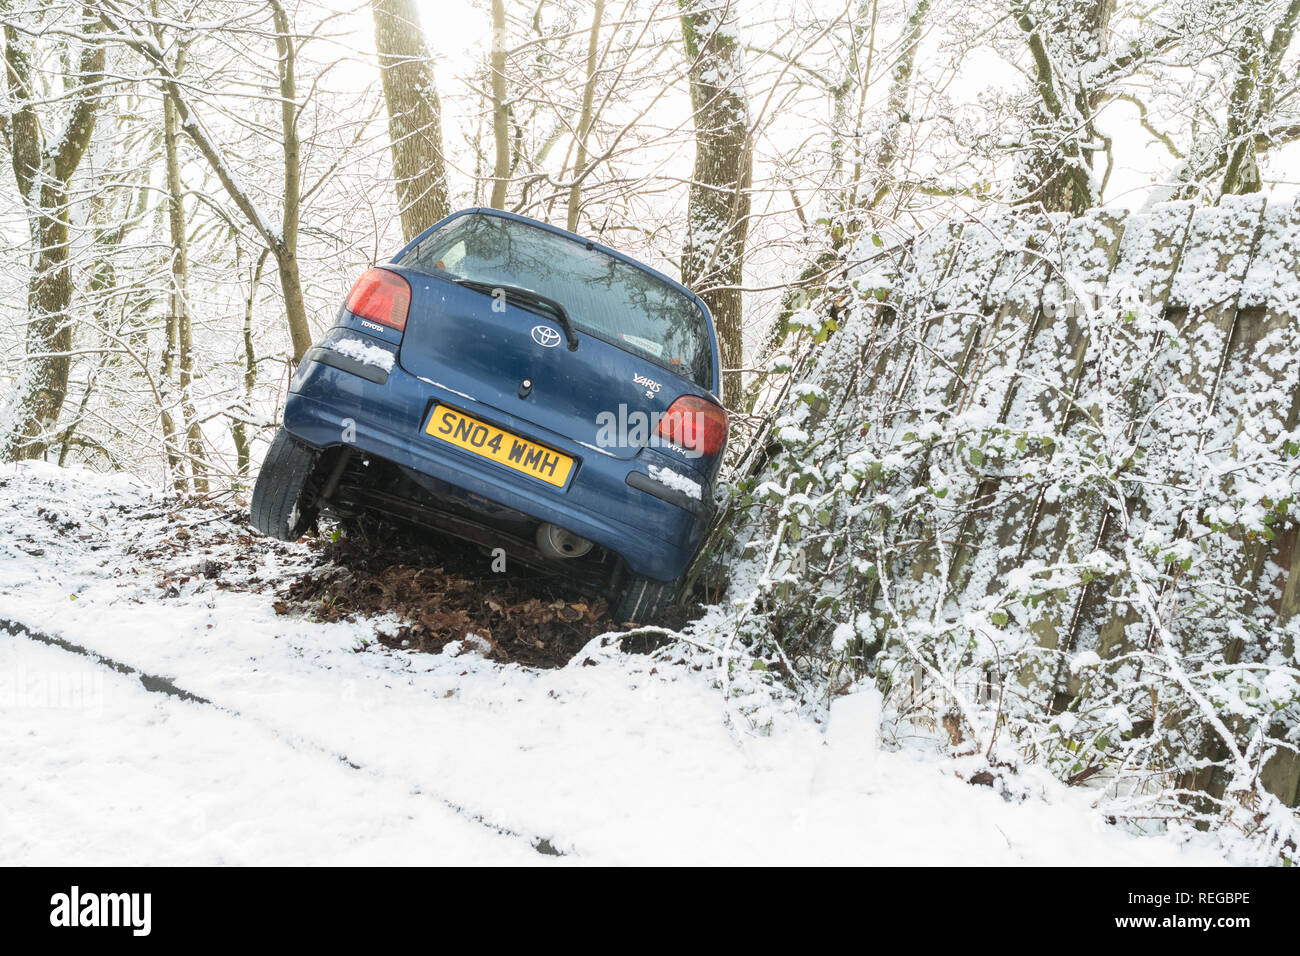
[531,325,562,348]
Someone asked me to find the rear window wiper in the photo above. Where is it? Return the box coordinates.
[453,278,579,351]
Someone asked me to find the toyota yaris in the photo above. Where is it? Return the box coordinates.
[250,209,728,622]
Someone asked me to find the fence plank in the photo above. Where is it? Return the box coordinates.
[945,214,1069,602]
[1084,196,1269,665]
[887,216,1030,614]
[929,215,1070,609]
[954,210,1126,681]
[1218,198,1300,805]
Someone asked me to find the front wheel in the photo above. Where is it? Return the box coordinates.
[249,428,320,540]
[611,571,679,624]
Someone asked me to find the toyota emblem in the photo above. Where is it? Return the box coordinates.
[531,325,562,348]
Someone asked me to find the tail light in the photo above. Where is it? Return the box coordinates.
[345,268,410,332]
[658,395,728,457]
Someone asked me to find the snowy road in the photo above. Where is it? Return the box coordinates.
[0,463,1226,865]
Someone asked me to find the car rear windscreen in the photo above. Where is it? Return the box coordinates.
[400,213,713,389]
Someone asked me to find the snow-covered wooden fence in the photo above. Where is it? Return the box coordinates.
[732,196,1300,815]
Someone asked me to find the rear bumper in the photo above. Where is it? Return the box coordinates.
[283,353,711,581]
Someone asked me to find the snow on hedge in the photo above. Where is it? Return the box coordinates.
[695,199,1300,864]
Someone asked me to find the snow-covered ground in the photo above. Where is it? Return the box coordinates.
[0,462,1227,865]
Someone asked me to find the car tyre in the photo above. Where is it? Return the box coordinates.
[611,571,678,624]
[250,428,321,540]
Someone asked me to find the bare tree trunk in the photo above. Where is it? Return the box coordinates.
[1216,0,1300,196]
[146,3,183,489]
[2,17,107,460]
[232,248,269,478]
[158,261,185,490]
[61,189,126,468]
[567,0,606,233]
[489,0,511,210]
[864,0,929,211]
[828,0,878,218]
[1012,0,1116,215]
[679,0,752,407]
[98,1,314,363]
[162,73,208,492]
[371,0,450,241]
[270,0,312,361]
[16,190,76,460]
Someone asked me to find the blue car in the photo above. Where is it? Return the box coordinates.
[250,209,728,622]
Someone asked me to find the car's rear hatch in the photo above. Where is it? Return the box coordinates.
[391,267,702,461]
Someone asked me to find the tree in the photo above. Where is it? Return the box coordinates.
[489,0,510,210]
[2,6,108,459]
[1183,0,1300,197]
[371,0,449,241]
[96,0,314,361]
[1010,0,1118,214]
[862,0,931,212]
[157,30,208,491]
[567,0,606,233]
[679,0,752,407]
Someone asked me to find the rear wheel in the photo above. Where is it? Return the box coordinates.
[611,571,679,624]
[250,428,321,540]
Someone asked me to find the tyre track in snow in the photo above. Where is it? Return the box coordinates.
[0,616,566,858]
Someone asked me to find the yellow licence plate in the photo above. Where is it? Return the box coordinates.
[424,405,574,487]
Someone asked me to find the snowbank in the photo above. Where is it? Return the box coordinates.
[0,462,1225,865]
